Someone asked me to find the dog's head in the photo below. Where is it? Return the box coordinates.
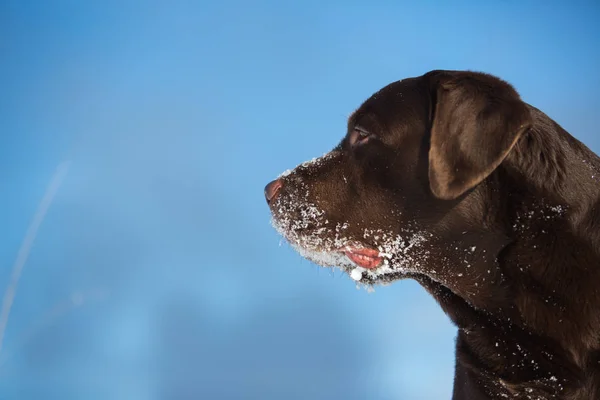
[265,70,532,291]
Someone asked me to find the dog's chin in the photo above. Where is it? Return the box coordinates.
[277,235,417,286]
[270,210,432,285]
[304,247,417,286]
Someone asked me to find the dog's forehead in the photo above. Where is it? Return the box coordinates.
[347,77,430,139]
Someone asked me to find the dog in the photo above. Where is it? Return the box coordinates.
[264,70,600,399]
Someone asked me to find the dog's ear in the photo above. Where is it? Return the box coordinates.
[426,71,532,200]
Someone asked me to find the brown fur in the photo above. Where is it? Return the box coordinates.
[265,70,600,399]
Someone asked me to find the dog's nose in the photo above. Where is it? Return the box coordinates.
[264,179,283,204]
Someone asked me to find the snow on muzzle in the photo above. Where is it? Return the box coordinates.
[266,151,431,284]
[268,188,431,284]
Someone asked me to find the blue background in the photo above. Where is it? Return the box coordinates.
[1,1,599,399]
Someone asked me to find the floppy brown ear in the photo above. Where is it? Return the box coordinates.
[427,71,532,200]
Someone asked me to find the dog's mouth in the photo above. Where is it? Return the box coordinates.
[268,183,431,284]
[342,246,384,269]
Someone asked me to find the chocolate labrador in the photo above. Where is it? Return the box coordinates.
[264,70,600,399]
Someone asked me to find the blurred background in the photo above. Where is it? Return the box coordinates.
[1,1,598,399]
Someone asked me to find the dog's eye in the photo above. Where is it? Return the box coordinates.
[349,128,373,147]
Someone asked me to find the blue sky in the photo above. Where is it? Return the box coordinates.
[0,1,599,399]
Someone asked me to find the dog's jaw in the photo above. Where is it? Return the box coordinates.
[267,149,438,286]
[269,192,433,286]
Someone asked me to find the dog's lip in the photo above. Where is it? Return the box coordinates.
[342,246,384,269]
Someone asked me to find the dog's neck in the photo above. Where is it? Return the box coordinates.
[501,106,600,357]
[505,105,600,251]
[417,109,600,398]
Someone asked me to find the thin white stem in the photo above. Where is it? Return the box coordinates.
[0,161,71,355]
